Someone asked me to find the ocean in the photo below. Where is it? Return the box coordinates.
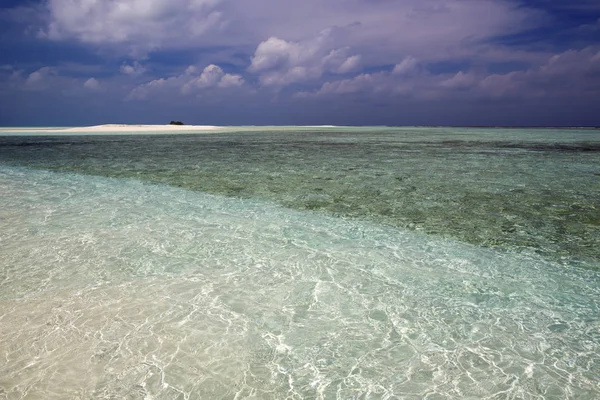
[0,127,599,398]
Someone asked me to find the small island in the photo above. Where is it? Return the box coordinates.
[169,121,185,125]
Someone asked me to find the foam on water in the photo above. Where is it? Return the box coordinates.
[1,166,599,399]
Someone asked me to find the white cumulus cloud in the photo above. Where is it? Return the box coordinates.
[120,61,146,76]
[83,77,102,91]
[218,73,244,88]
[300,46,600,103]
[40,0,224,55]
[392,57,419,76]
[248,30,362,87]
[440,71,478,90]
[128,63,243,99]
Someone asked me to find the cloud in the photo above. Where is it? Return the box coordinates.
[3,0,598,126]
[478,46,600,99]
[232,0,546,69]
[248,30,361,87]
[9,66,107,96]
[183,64,225,90]
[26,0,548,67]
[297,71,406,99]
[128,64,243,100]
[296,56,427,98]
[8,0,553,68]
[27,0,543,74]
[83,77,102,91]
[218,73,244,88]
[336,55,361,74]
[440,71,478,90]
[299,46,600,103]
[39,0,224,55]
[24,67,57,90]
[392,57,419,76]
[120,61,146,76]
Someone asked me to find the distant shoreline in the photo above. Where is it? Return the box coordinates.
[0,124,223,133]
[0,124,598,135]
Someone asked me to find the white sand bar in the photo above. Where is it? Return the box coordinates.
[0,124,222,134]
[73,124,221,132]
[0,124,359,136]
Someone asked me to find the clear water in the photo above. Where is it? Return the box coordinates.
[0,127,599,399]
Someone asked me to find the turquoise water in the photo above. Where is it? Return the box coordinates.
[0,127,599,398]
[1,127,598,266]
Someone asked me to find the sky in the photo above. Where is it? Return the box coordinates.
[0,0,599,126]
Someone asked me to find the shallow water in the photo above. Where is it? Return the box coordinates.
[1,127,599,399]
[1,127,599,266]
